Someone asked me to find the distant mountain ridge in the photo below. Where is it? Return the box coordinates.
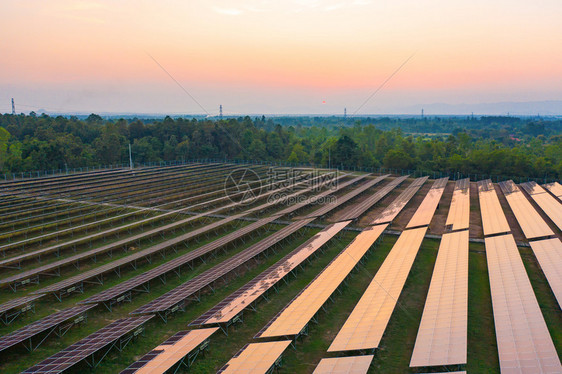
[399,100,562,116]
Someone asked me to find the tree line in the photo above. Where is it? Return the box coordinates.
[0,113,560,180]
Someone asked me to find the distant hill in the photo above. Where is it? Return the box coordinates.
[398,100,562,116]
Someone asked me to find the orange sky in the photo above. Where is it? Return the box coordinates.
[1,0,561,114]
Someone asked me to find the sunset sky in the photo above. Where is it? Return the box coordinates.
[1,0,561,115]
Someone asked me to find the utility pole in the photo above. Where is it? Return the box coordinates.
[129,143,133,170]
[11,98,15,115]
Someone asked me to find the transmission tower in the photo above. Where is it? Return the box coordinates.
[11,98,15,115]
[344,107,347,120]
[219,104,223,120]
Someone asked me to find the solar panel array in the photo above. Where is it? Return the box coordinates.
[313,355,374,374]
[485,234,562,374]
[529,238,562,308]
[305,174,386,219]
[79,215,279,306]
[445,178,470,231]
[370,176,428,225]
[78,173,352,308]
[498,180,554,239]
[337,175,407,221]
[410,230,468,367]
[120,328,218,374]
[22,316,154,374]
[256,224,388,339]
[520,181,562,231]
[543,181,562,200]
[218,340,292,374]
[406,177,449,228]
[0,304,96,353]
[6,171,338,293]
[328,226,427,352]
[131,218,315,316]
[191,220,352,327]
[477,179,511,236]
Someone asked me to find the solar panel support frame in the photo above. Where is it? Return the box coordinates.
[21,309,89,352]
[1,302,36,325]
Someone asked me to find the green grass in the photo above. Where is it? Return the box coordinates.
[467,243,499,373]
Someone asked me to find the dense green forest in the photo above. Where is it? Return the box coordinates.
[0,113,561,180]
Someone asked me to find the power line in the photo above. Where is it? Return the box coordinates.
[352,52,416,116]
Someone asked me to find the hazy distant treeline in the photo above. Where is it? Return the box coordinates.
[0,113,560,179]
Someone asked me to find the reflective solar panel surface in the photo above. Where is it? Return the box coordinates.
[406,177,448,228]
[485,234,562,374]
[445,178,470,230]
[192,220,352,326]
[22,315,154,374]
[328,226,427,352]
[0,304,96,352]
[477,179,511,236]
[257,224,388,339]
[120,328,218,374]
[529,238,562,308]
[218,340,292,374]
[370,176,428,225]
[410,230,468,367]
[520,181,562,231]
[498,180,554,239]
[543,182,562,199]
[313,355,374,374]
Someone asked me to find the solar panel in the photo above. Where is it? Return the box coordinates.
[485,234,562,373]
[337,175,406,221]
[529,238,562,308]
[543,182,562,200]
[406,177,449,228]
[498,180,554,239]
[256,224,388,339]
[370,176,429,225]
[328,226,427,352]
[191,220,352,327]
[520,181,562,231]
[0,294,44,325]
[477,179,511,236]
[218,340,292,374]
[120,328,218,374]
[131,218,315,317]
[0,304,96,353]
[410,230,468,367]
[313,355,374,374]
[21,315,154,374]
[78,216,278,307]
[1,172,329,290]
[445,178,470,231]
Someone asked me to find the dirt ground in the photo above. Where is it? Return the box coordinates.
[469,181,483,239]
[494,183,526,243]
